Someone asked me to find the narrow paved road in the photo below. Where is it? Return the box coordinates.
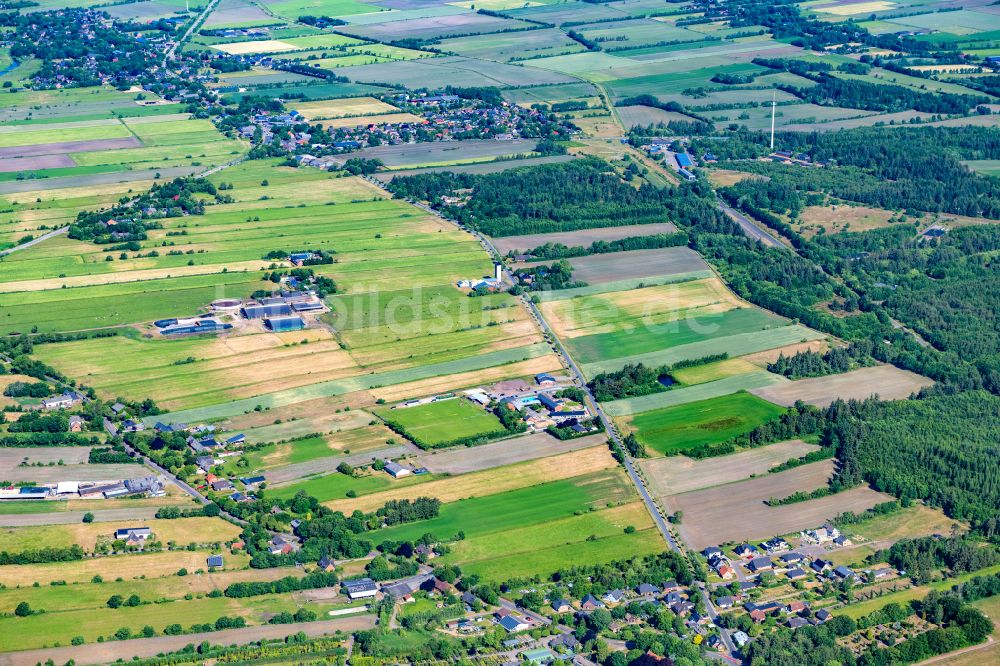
[165,0,222,64]
[0,226,67,256]
[718,200,784,248]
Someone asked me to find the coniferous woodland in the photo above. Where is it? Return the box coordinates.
[386,157,724,236]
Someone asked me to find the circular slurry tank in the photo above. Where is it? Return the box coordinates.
[211,298,242,312]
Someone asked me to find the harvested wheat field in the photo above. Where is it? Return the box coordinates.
[320,113,425,129]
[707,169,764,188]
[641,439,821,497]
[751,365,933,407]
[323,444,618,513]
[0,551,251,587]
[664,460,893,550]
[293,97,401,119]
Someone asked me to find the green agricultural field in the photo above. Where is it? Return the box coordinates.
[375,399,505,448]
[263,0,377,18]
[963,160,1000,177]
[0,588,341,652]
[580,324,825,376]
[602,371,788,417]
[458,528,664,581]
[624,391,787,455]
[566,307,786,365]
[435,500,661,581]
[373,469,636,543]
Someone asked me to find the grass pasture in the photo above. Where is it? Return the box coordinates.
[623,391,787,455]
[373,468,636,542]
[356,460,663,581]
[565,306,787,365]
[375,398,505,448]
[438,502,662,581]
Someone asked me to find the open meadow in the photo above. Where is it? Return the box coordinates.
[621,391,787,455]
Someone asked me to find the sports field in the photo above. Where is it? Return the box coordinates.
[375,398,505,448]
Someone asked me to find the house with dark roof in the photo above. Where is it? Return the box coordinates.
[318,556,336,572]
[550,633,580,650]
[788,616,809,629]
[779,552,805,565]
[748,556,773,572]
[636,583,658,596]
[210,478,234,492]
[786,567,807,580]
[499,615,530,632]
[602,589,627,604]
[552,599,571,613]
[344,578,378,599]
[580,594,605,610]
[815,608,832,623]
[716,596,734,609]
[811,558,832,573]
[833,565,856,580]
[241,476,266,488]
[269,535,295,555]
[734,543,757,558]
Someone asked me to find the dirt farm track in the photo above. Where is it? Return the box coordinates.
[0,615,376,666]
